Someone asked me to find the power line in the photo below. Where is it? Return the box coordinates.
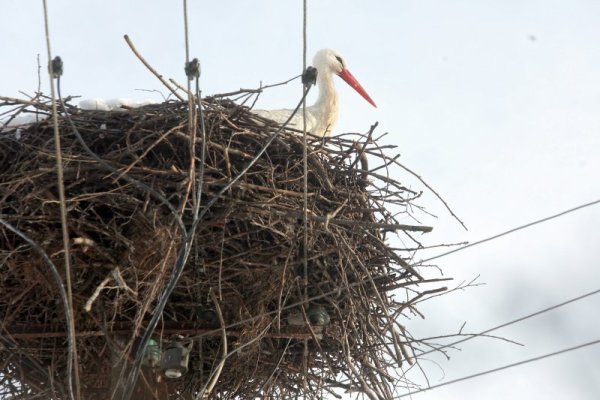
[416,198,600,265]
[418,287,600,357]
[301,0,311,394]
[397,338,600,398]
[41,0,80,399]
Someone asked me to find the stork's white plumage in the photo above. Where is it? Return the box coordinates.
[255,48,376,136]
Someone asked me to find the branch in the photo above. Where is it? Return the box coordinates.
[123,34,184,101]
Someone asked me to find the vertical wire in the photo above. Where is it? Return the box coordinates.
[41,1,80,399]
[121,3,203,398]
[183,0,197,212]
[301,0,309,396]
[183,0,190,63]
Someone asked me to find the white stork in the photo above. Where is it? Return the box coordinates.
[255,48,376,136]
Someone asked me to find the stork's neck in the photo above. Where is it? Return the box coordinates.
[312,68,339,134]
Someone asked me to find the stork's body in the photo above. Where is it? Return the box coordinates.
[255,49,376,136]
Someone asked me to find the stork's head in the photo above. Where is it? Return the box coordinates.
[313,48,377,107]
[313,48,348,75]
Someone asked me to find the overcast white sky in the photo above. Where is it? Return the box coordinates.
[2,1,600,399]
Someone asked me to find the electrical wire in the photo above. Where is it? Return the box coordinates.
[301,0,310,393]
[41,1,79,398]
[417,287,600,358]
[416,198,600,266]
[397,338,600,398]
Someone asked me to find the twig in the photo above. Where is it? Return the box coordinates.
[202,289,227,399]
[122,34,184,101]
[272,209,433,232]
[83,275,112,313]
[394,159,468,230]
[209,74,302,98]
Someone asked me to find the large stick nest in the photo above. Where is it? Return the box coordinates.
[0,94,445,399]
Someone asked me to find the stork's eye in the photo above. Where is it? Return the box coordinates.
[335,55,344,67]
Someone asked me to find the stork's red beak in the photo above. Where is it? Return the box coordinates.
[338,68,377,108]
